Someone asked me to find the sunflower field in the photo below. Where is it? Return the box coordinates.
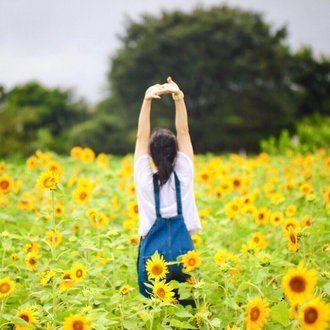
[0,147,329,330]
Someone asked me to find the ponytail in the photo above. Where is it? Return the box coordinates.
[150,128,178,186]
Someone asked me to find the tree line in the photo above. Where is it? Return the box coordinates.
[0,5,329,157]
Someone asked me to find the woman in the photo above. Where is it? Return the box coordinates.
[134,76,201,302]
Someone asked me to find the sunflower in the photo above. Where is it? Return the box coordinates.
[146,252,169,281]
[282,263,318,304]
[23,242,40,254]
[285,228,300,252]
[214,250,239,266]
[285,205,297,217]
[73,188,91,205]
[37,171,59,191]
[271,192,285,205]
[47,160,64,178]
[120,284,132,295]
[18,192,35,210]
[220,177,234,194]
[324,188,330,203]
[282,217,300,233]
[153,280,175,303]
[182,250,202,272]
[245,296,270,330]
[225,198,241,220]
[40,269,56,286]
[299,296,330,330]
[70,146,83,159]
[192,234,203,246]
[270,212,283,226]
[16,306,39,330]
[80,148,95,164]
[89,211,108,229]
[55,202,64,218]
[0,277,15,298]
[300,182,313,196]
[96,153,110,168]
[26,155,38,170]
[62,314,91,330]
[71,264,86,282]
[249,232,267,251]
[0,174,14,193]
[46,230,62,248]
[255,208,270,225]
[301,215,312,227]
[26,253,41,271]
[60,271,75,291]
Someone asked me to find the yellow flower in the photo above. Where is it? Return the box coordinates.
[0,174,14,193]
[283,218,300,233]
[301,215,312,227]
[192,234,202,246]
[26,155,38,170]
[88,210,108,229]
[255,208,270,225]
[70,146,83,159]
[271,192,285,205]
[37,171,59,191]
[46,160,64,178]
[16,306,39,330]
[299,296,330,330]
[182,250,202,272]
[71,264,86,283]
[46,230,62,248]
[289,303,300,320]
[62,314,91,330]
[120,284,132,295]
[0,277,15,298]
[270,212,283,226]
[73,187,92,205]
[80,147,95,164]
[324,188,330,203]
[285,228,300,252]
[23,242,40,254]
[60,271,75,291]
[55,202,64,218]
[40,269,56,286]
[26,253,41,271]
[282,263,318,304]
[18,193,35,210]
[214,250,239,266]
[153,280,175,303]
[300,182,313,196]
[96,153,110,168]
[146,252,169,281]
[285,204,297,217]
[245,296,270,330]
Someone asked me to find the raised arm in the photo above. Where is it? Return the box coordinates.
[165,77,194,161]
[134,84,163,162]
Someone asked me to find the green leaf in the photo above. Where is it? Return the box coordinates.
[270,301,290,327]
[175,310,194,318]
[170,319,197,329]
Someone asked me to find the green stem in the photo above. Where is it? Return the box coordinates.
[51,189,57,328]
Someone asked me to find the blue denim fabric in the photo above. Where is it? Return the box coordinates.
[137,172,195,298]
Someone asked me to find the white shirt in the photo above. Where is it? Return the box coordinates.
[134,152,201,237]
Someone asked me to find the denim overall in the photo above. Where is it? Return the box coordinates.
[137,172,195,301]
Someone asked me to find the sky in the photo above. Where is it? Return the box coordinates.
[0,0,329,104]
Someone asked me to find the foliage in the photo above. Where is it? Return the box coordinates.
[260,114,330,154]
[0,82,89,157]
[0,149,329,329]
[106,5,298,153]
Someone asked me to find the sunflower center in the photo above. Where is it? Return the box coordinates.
[134,205,138,214]
[0,180,9,190]
[188,258,196,266]
[289,276,306,292]
[152,264,163,276]
[20,313,29,322]
[258,213,264,220]
[253,237,260,243]
[250,306,260,321]
[156,287,166,299]
[304,307,318,324]
[63,274,72,281]
[290,233,297,244]
[80,192,87,200]
[44,177,55,188]
[76,269,83,278]
[274,217,279,222]
[286,224,294,230]
[202,174,209,181]
[233,179,240,187]
[0,283,10,293]
[72,320,84,330]
[232,205,238,211]
[29,258,37,266]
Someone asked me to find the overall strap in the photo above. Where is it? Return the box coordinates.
[153,172,183,218]
[153,175,161,218]
[173,172,183,216]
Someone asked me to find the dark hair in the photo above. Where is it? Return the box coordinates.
[149,128,178,186]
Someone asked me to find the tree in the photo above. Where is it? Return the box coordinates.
[0,82,89,157]
[106,5,297,153]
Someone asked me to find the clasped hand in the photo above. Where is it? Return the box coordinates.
[144,76,181,101]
